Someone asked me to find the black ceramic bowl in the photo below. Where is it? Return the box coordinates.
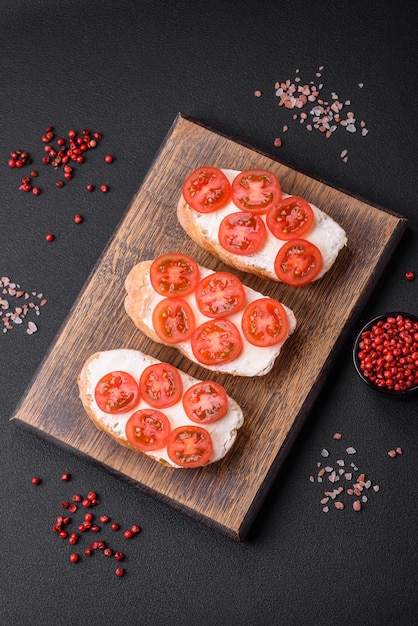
[352,311,418,397]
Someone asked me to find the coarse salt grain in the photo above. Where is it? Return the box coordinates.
[268,65,369,158]
[0,277,47,334]
[311,434,381,514]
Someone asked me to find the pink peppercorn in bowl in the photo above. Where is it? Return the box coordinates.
[353,312,418,397]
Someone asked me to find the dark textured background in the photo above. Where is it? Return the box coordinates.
[1,1,417,624]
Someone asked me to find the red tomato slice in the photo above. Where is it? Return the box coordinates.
[241,298,289,347]
[94,371,139,414]
[266,196,314,240]
[152,297,196,344]
[125,409,171,452]
[139,362,183,408]
[274,239,323,286]
[191,319,243,365]
[150,253,199,297]
[182,166,231,213]
[167,425,213,468]
[183,381,228,424]
[218,211,267,255]
[231,169,281,214]
[195,271,246,318]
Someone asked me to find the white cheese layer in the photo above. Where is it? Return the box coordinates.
[142,265,297,377]
[188,169,347,280]
[82,349,244,467]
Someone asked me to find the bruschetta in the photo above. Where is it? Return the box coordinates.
[177,166,347,286]
[124,253,296,377]
[78,349,244,468]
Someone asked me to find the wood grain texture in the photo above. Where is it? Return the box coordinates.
[10,114,407,540]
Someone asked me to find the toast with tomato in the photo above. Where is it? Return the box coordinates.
[177,167,347,286]
[124,253,297,377]
[78,349,244,468]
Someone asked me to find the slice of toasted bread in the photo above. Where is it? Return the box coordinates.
[78,349,244,467]
[124,260,297,377]
[177,168,347,283]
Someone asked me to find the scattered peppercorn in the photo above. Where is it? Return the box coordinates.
[405,271,415,281]
[40,471,143,579]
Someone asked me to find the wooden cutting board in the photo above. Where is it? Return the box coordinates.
[10,114,407,540]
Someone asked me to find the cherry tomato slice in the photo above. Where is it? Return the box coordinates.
[139,362,183,408]
[195,271,246,318]
[152,297,196,344]
[274,239,323,286]
[150,253,200,297]
[191,319,243,366]
[183,381,228,424]
[231,169,281,214]
[94,371,139,414]
[182,166,231,213]
[266,196,315,240]
[218,211,267,255]
[167,425,213,468]
[125,409,171,452]
[241,298,289,347]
